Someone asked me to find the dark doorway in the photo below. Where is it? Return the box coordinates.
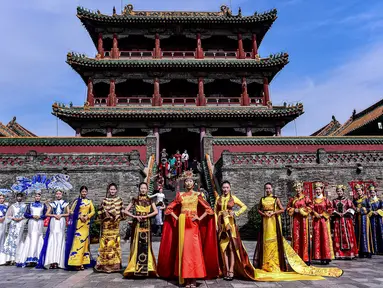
[159,128,200,161]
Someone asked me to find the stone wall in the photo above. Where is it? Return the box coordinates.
[0,150,145,206]
[213,149,383,238]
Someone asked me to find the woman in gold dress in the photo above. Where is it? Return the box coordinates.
[95,183,125,273]
[65,186,96,270]
[253,182,343,281]
[215,180,257,281]
[123,182,158,277]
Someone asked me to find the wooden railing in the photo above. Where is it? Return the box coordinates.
[102,50,254,59]
[93,96,264,107]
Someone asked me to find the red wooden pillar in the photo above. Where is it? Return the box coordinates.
[97,33,104,58]
[196,33,204,59]
[241,77,250,106]
[111,33,120,59]
[154,33,161,58]
[263,77,271,106]
[86,78,94,106]
[107,79,117,106]
[152,78,162,106]
[237,33,245,59]
[252,34,258,59]
[196,77,206,106]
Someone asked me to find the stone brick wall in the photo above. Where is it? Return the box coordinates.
[214,149,383,238]
[0,150,145,211]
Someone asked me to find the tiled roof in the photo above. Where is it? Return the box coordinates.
[52,104,304,121]
[0,137,146,146]
[0,122,17,137]
[212,136,383,146]
[66,52,289,70]
[311,116,341,136]
[77,5,277,24]
[6,117,36,137]
[331,99,383,136]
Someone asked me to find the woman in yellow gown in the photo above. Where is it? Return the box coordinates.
[95,183,125,273]
[123,182,158,277]
[215,180,257,281]
[65,186,95,270]
[253,182,343,281]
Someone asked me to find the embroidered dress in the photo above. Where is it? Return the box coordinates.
[331,197,358,259]
[123,196,156,277]
[0,203,9,249]
[215,194,257,280]
[312,196,334,261]
[354,196,373,257]
[253,195,342,281]
[157,191,220,284]
[0,202,27,264]
[37,200,69,268]
[66,198,95,267]
[286,195,312,262]
[368,197,383,254]
[95,197,124,273]
[16,201,47,267]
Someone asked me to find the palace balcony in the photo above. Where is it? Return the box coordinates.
[103,50,254,60]
[93,96,264,107]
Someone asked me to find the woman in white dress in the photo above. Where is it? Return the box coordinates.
[0,193,27,265]
[16,191,47,267]
[37,189,69,269]
[0,194,9,250]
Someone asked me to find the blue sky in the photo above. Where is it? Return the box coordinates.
[0,0,382,136]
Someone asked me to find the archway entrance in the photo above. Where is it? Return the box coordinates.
[159,128,200,161]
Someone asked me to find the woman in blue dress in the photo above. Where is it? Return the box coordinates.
[368,185,383,254]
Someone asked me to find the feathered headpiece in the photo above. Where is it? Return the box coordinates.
[314,182,324,189]
[336,184,346,191]
[293,181,304,189]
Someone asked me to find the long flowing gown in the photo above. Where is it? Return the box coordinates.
[331,197,358,259]
[37,200,69,268]
[123,196,156,277]
[354,196,373,257]
[286,195,312,262]
[65,198,95,267]
[253,195,343,281]
[312,196,335,261]
[157,191,219,284]
[95,196,124,273]
[368,197,383,254]
[0,202,27,264]
[215,194,257,280]
[0,203,9,249]
[16,201,47,267]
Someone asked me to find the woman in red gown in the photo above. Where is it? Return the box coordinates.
[312,182,335,264]
[331,184,358,259]
[286,181,313,263]
[157,171,219,287]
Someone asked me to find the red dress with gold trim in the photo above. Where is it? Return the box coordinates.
[287,195,312,262]
[331,197,358,259]
[157,191,219,284]
[312,197,334,261]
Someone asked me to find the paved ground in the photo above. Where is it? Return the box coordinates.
[1,241,383,288]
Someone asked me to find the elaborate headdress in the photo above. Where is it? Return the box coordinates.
[293,181,304,189]
[354,183,364,190]
[335,184,346,191]
[178,170,199,181]
[368,185,376,192]
[314,182,324,189]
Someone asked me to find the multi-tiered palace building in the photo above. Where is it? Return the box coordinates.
[54,4,302,161]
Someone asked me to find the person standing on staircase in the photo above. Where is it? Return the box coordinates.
[181,150,189,172]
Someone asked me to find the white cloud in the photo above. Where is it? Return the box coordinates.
[276,41,383,136]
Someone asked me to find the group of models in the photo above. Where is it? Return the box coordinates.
[1,172,382,285]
